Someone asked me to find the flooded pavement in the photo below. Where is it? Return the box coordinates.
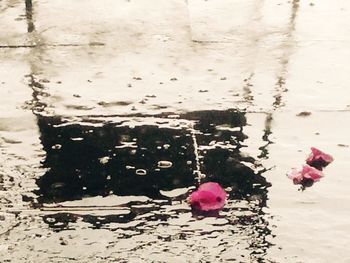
[1,0,350,262]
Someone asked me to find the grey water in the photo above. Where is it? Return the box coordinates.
[1,0,350,262]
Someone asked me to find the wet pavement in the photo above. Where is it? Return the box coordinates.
[1,0,350,262]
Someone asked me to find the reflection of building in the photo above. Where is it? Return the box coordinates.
[36,114,197,202]
[35,109,272,261]
[35,110,270,204]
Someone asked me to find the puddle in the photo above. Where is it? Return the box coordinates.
[1,109,272,262]
[2,0,350,262]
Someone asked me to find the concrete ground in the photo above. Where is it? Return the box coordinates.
[1,0,350,262]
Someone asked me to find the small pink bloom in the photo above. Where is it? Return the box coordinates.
[188,182,226,212]
[287,164,324,186]
[306,147,334,170]
[287,167,304,185]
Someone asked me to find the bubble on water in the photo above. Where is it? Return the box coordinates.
[51,182,65,189]
[186,160,192,165]
[46,217,56,223]
[98,156,110,164]
[195,173,206,179]
[225,187,233,192]
[71,137,84,141]
[163,144,170,149]
[126,165,135,170]
[106,175,111,180]
[82,186,87,190]
[157,160,173,169]
[51,144,62,150]
[135,169,147,176]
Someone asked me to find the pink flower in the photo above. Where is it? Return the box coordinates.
[287,164,324,186]
[188,182,226,212]
[306,147,334,170]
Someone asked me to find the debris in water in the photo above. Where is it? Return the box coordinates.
[296,111,312,117]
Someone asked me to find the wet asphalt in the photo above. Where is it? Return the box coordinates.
[1,0,350,262]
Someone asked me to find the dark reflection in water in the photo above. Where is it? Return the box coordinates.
[258,113,274,160]
[35,110,269,203]
[32,109,272,261]
[25,0,35,33]
[36,117,197,202]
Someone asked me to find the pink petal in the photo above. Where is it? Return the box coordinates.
[311,147,334,163]
[301,164,323,181]
[198,182,227,201]
[287,167,304,184]
[287,165,324,186]
[306,147,334,169]
[188,182,226,212]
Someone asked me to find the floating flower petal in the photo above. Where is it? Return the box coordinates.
[306,147,334,170]
[287,164,324,188]
[188,182,226,212]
